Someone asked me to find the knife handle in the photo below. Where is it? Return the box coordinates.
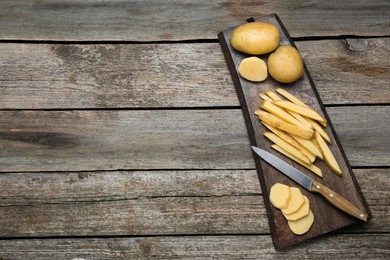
[311,181,368,222]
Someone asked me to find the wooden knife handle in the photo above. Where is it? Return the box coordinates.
[311,181,368,222]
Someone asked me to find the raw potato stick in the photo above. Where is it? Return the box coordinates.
[258,111,314,139]
[315,131,342,176]
[273,100,327,126]
[264,132,311,164]
[271,144,323,177]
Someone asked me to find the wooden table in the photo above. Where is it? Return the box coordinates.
[0,1,389,258]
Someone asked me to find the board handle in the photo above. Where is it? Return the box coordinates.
[311,181,368,222]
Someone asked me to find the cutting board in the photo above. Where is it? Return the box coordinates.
[218,14,371,249]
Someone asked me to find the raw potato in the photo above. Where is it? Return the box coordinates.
[283,195,310,221]
[269,183,291,209]
[287,210,314,235]
[315,131,342,176]
[260,100,309,129]
[264,132,311,164]
[238,57,267,82]
[271,144,323,177]
[230,22,280,55]
[258,111,314,139]
[273,100,327,126]
[282,187,305,214]
[268,46,304,83]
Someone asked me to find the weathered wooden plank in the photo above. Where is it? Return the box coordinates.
[0,107,389,172]
[297,38,390,105]
[0,38,388,109]
[0,234,389,259]
[0,169,387,237]
[0,1,389,41]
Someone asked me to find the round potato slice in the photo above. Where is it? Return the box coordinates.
[269,183,290,209]
[283,195,310,221]
[288,210,314,235]
[281,187,305,214]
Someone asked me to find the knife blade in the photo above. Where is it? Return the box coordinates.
[251,146,367,222]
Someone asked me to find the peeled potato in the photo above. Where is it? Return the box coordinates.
[238,57,267,82]
[231,22,280,55]
[283,195,310,221]
[268,46,304,83]
[269,183,291,209]
[287,210,314,235]
[281,187,305,214]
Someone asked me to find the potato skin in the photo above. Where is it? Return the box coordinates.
[231,22,280,55]
[268,46,304,83]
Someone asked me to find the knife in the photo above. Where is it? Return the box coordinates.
[251,146,367,222]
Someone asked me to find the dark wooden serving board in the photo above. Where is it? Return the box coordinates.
[218,14,371,249]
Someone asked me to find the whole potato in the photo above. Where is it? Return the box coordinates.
[230,22,280,55]
[268,46,304,83]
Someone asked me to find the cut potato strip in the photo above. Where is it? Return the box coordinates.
[289,112,313,129]
[273,100,327,126]
[305,117,331,143]
[262,122,301,149]
[264,132,311,164]
[287,210,314,235]
[315,131,342,176]
[263,122,314,163]
[269,183,291,209]
[271,144,323,177]
[282,187,305,215]
[259,92,273,101]
[260,100,309,129]
[291,135,323,159]
[283,195,310,221]
[258,111,314,139]
[265,90,282,101]
[276,88,308,108]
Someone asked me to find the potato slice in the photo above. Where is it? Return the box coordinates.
[264,132,311,164]
[271,144,323,177]
[315,131,342,176]
[283,195,310,221]
[260,100,309,129]
[273,100,327,126]
[282,187,305,215]
[238,57,268,82]
[258,111,314,139]
[269,183,291,209]
[287,210,314,235]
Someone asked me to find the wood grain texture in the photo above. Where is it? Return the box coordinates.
[0,107,388,172]
[218,14,370,248]
[0,234,389,259]
[0,38,389,109]
[0,0,389,41]
[0,169,387,237]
